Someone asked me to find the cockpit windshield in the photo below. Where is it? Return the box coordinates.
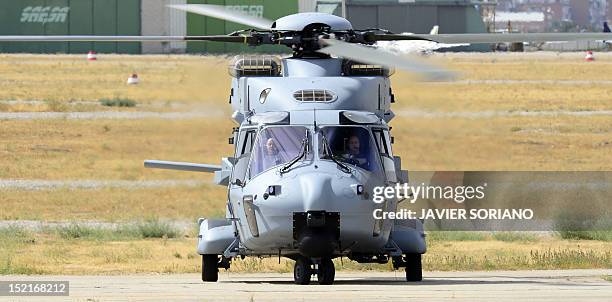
[249,126,312,177]
[318,126,381,173]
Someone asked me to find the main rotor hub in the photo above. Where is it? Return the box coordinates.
[271,13,353,31]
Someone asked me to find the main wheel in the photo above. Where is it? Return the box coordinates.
[317,258,335,285]
[202,254,219,282]
[405,253,423,282]
[293,257,312,285]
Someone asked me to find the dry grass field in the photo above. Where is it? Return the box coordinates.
[0,119,233,180]
[0,54,230,107]
[1,228,609,275]
[1,52,611,274]
[0,186,226,221]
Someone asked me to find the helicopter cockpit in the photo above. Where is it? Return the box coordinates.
[240,124,388,181]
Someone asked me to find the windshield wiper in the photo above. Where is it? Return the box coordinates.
[321,133,351,174]
[280,135,308,174]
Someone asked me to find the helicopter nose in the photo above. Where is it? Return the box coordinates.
[294,172,343,258]
[299,173,334,211]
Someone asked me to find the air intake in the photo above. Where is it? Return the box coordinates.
[342,60,394,77]
[228,55,281,78]
[293,89,336,102]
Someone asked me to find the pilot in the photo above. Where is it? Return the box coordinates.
[263,137,283,167]
[342,135,368,168]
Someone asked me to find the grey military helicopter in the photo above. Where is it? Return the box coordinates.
[2,4,610,285]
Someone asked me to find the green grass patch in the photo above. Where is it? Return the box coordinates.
[556,231,612,241]
[0,226,36,244]
[426,231,489,242]
[428,232,542,243]
[135,219,180,239]
[99,98,137,107]
[45,219,181,241]
[554,214,612,241]
[492,232,538,242]
[50,224,142,241]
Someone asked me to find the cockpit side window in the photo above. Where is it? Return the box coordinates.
[372,128,397,182]
[240,130,256,156]
[248,126,311,178]
[231,129,256,185]
[372,129,389,156]
[383,130,393,157]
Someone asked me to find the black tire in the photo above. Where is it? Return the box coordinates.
[202,254,219,282]
[405,253,423,282]
[317,258,335,285]
[293,257,312,285]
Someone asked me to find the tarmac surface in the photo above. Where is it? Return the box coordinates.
[1,269,610,302]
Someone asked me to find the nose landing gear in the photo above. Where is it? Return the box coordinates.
[293,256,336,285]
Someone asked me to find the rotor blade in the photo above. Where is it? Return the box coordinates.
[319,39,456,81]
[168,4,273,30]
[374,33,612,44]
[0,35,255,43]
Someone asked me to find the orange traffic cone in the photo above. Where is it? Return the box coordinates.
[87,51,97,61]
[585,51,595,62]
[127,73,140,85]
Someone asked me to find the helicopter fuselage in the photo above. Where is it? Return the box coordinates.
[196,56,426,263]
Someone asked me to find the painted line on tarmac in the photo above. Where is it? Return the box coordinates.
[397,109,612,119]
[0,111,225,120]
[0,179,210,191]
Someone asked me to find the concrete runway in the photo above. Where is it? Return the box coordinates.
[1,270,610,302]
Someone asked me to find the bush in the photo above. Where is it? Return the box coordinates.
[135,219,180,239]
[554,211,612,241]
[99,98,137,107]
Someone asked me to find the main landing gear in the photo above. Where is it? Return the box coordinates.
[405,254,423,282]
[201,254,219,282]
[293,256,335,285]
[393,253,423,282]
[201,254,231,282]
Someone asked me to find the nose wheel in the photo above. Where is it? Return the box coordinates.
[293,257,336,285]
[293,257,312,284]
[317,258,335,285]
